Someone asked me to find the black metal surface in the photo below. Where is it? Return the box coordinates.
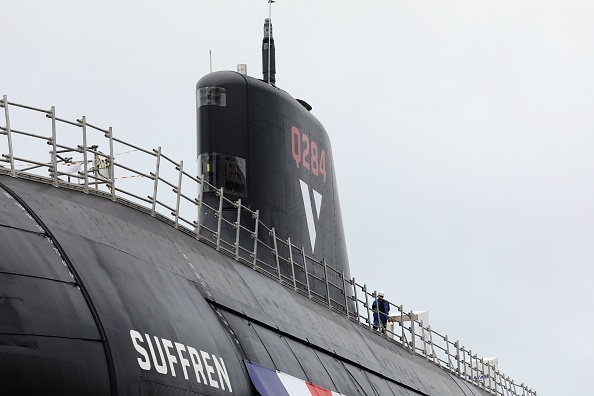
[0,175,494,395]
[0,337,111,395]
[0,273,97,339]
[48,227,252,395]
[0,181,114,395]
[0,226,72,283]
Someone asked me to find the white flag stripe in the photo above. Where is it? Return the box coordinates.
[277,371,312,395]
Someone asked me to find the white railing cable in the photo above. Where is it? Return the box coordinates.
[0,97,536,396]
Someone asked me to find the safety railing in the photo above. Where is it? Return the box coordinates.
[0,96,536,396]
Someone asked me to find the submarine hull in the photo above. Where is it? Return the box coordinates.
[0,175,491,396]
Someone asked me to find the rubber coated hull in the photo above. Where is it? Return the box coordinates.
[0,175,489,396]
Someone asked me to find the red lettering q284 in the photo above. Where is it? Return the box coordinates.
[291,126,327,183]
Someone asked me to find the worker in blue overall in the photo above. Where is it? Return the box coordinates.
[372,290,390,333]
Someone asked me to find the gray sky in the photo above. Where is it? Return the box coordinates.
[3,1,593,394]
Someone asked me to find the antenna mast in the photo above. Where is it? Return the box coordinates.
[268,1,273,84]
[262,1,276,85]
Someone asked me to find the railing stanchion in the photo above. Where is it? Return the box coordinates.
[174,160,183,228]
[341,271,349,317]
[108,126,115,200]
[323,259,331,308]
[50,106,58,186]
[486,361,492,393]
[472,351,476,385]
[455,341,461,377]
[373,290,380,333]
[363,284,371,329]
[287,237,297,291]
[473,354,478,386]
[195,174,204,240]
[427,326,434,360]
[80,116,89,193]
[481,357,486,390]
[410,311,416,354]
[352,277,359,321]
[469,353,473,384]
[2,95,15,177]
[251,210,259,269]
[302,247,311,299]
[151,147,161,216]
[400,306,405,349]
[271,227,281,281]
[461,345,467,379]
[234,199,241,260]
[215,187,224,249]
[445,335,452,371]
[467,348,471,382]
[468,350,479,386]
[421,322,432,360]
[491,362,497,394]
[490,364,496,393]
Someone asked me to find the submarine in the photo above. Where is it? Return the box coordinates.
[0,18,536,396]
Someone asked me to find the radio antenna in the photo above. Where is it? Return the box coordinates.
[262,1,276,85]
[209,50,212,73]
[268,0,274,84]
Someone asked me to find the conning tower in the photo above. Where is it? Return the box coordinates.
[196,18,350,299]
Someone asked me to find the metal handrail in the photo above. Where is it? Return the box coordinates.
[0,96,536,396]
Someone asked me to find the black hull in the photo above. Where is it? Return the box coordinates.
[0,175,489,396]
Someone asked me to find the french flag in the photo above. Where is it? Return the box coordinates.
[245,360,347,396]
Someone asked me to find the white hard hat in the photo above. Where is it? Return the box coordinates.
[378,290,385,297]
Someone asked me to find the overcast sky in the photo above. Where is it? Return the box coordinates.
[3,1,593,394]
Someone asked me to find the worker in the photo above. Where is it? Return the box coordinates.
[372,290,390,333]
